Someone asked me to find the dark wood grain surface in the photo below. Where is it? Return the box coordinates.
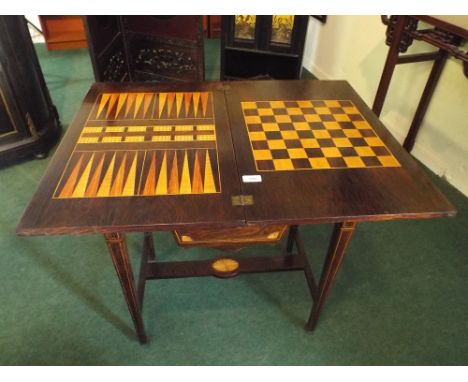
[225,80,456,224]
[17,82,244,235]
[17,80,456,236]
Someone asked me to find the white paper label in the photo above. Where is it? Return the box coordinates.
[242,175,262,183]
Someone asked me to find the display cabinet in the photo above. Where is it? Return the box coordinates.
[221,15,309,80]
[39,16,88,51]
[0,16,60,165]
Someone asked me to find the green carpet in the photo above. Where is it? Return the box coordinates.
[0,42,467,365]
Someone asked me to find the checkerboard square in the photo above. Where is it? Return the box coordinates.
[258,108,274,116]
[271,149,290,159]
[378,155,400,167]
[339,122,355,129]
[274,159,294,170]
[244,109,259,116]
[353,121,370,129]
[301,139,320,148]
[371,146,390,156]
[284,101,298,107]
[293,122,310,130]
[365,137,385,146]
[313,130,331,139]
[354,146,375,157]
[334,114,351,122]
[305,148,323,157]
[247,123,263,132]
[270,101,285,108]
[349,114,364,121]
[292,158,312,169]
[257,160,275,170]
[291,114,306,122]
[285,139,303,148]
[275,115,292,123]
[343,106,360,114]
[329,129,346,138]
[301,107,315,114]
[315,107,331,115]
[319,114,335,122]
[333,137,352,147]
[321,147,341,157]
[243,101,257,109]
[309,157,330,169]
[245,116,261,124]
[360,129,376,137]
[362,156,382,166]
[297,100,313,108]
[287,107,302,115]
[297,130,314,139]
[339,147,358,157]
[327,157,347,168]
[343,129,362,138]
[344,156,365,168]
[265,131,282,140]
[278,122,294,131]
[249,131,267,141]
[287,148,308,159]
[268,140,287,150]
[324,121,341,130]
[272,108,288,115]
[349,138,367,147]
[311,101,326,107]
[263,123,280,131]
[260,115,276,123]
[253,149,273,160]
[309,122,326,130]
[317,138,335,147]
[281,131,299,140]
[325,100,341,108]
[252,140,269,150]
[256,101,270,108]
[305,114,321,122]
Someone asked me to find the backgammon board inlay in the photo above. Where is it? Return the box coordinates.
[54,92,221,198]
[241,100,400,171]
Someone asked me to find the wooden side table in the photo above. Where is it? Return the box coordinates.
[373,15,468,152]
[17,80,456,344]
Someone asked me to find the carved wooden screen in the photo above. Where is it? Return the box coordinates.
[85,16,205,83]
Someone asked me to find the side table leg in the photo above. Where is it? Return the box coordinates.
[286,225,298,254]
[403,49,448,152]
[104,232,147,344]
[372,15,409,116]
[137,232,155,307]
[306,221,357,331]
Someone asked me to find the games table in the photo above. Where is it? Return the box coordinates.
[17,80,456,344]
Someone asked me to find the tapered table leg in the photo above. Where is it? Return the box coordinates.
[104,232,147,344]
[286,225,298,254]
[137,232,155,307]
[306,221,357,331]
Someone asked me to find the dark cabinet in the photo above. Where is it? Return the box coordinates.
[0,16,60,165]
[221,15,309,80]
[84,16,205,83]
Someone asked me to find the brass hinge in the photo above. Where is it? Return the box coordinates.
[231,195,254,206]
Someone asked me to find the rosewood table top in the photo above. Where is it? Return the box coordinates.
[17,80,456,236]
